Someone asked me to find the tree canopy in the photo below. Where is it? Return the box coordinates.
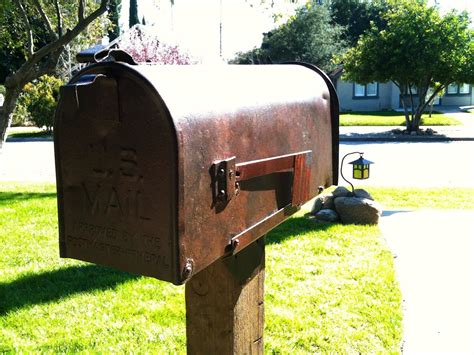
[231,1,346,72]
[340,0,474,132]
[329,0,388,46]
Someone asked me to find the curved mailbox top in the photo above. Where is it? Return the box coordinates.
[54,62,339,284]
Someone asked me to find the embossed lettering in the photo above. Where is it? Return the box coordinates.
[120,148,138,181]
[82,183,102,215]
[106,188,123,215]
[82,184,151,220]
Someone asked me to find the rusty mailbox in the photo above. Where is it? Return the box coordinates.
[54,58,339,285]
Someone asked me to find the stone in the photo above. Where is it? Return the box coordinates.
[311,194,335,214]
[354,188,374,201]
[334,196,382,225]
[332,186,352,198]
[311,196,324,214]
[322,195,335,210]
[313,209,339,223]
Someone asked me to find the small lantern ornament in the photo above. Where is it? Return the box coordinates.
[340,152,373,193]
[349,155,373,180]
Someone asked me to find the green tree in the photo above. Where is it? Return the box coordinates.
[129,0,139,28]
[340,0,474,132]
[0,0,110,149]
[329,0,388,46]
[108,0,121,42]
[231,1,346,72]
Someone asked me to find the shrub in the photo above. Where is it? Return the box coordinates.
[0,84,5,95]
[11,97,30,126]
[18,75,63,131]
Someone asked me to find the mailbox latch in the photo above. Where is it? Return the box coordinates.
[212,156,236,205]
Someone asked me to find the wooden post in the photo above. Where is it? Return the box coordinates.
[185,238,265,355]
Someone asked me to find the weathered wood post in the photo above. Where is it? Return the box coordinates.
[186,238,265,354]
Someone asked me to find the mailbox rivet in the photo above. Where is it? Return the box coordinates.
[229,170,234,179]
[219,168,225,176]
[219,189,226,196]
[182,259,194,280]
[235,182,240,196]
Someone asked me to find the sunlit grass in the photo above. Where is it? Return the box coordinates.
[6,127,52,139]
[368,186,474,210]
[340,111,461,126]
[0,183,402,352]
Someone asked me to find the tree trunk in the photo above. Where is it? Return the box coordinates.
[400,95,412,131]
[0,86,21,150]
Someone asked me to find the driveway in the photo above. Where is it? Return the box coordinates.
[0,140,55,182]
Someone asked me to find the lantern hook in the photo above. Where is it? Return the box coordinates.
[340,151,364,194]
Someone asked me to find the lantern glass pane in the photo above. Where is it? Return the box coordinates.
[363,168,369,179]
[353,169,362,179]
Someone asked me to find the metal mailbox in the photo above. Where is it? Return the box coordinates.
[54,59,339,285]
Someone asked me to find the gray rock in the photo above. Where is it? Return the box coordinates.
[314,209,339,223]
[311,194,335,214]
[354,188,374,201]
[332,186,352,198]
[322,195,335,210]
[311,197,324,214]
[334,196,382,225]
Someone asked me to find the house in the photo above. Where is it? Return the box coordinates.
[332,72,474,111]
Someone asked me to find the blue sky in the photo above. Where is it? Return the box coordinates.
[119,0,474,63]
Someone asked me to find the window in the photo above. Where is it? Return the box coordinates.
[460,83,470,94]
[447,84,458,94]
[354,84,366,97]
[353,83,378,98]
[447,83,471,95]
[366,83,377,96]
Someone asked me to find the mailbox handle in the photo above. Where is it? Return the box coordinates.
[213,150,312,208]
[214,150,313,255]
[235,150,312,207]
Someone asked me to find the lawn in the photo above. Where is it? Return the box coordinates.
[340,111,461,126]
[6,127,52,140]
[0,182,402,353]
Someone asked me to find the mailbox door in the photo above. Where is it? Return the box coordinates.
[55,64,179,283]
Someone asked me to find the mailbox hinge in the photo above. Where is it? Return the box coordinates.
[212,157,236,205]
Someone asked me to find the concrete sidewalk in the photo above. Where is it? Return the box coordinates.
[380,210,474,354]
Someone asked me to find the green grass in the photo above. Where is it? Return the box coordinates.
[7,127,52,139]
[368,186,474,209]
[0,183,402,352]
[340,111,461,126]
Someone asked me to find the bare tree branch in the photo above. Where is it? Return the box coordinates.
[54,0,62,36]
[78,0,85,21]
[13,0,34,57]
[20,0,108,77]
[32,0,57,39]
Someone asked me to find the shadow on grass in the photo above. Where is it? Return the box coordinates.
[265,216,334,245]
[0,191,56,203]
[0,264,138,316]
